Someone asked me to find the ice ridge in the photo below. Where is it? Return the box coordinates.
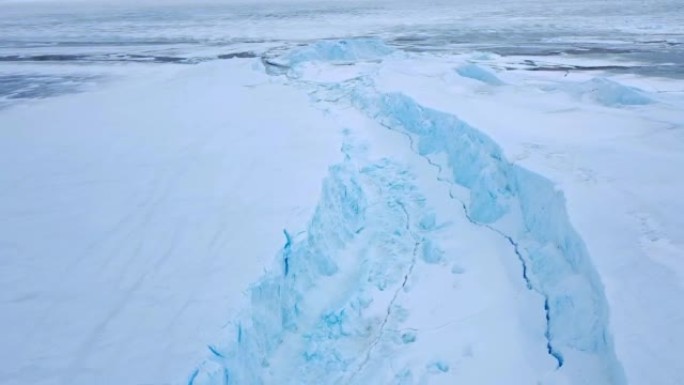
[352,90,626,384]
[189,142,444,385]
[283,38,394,67]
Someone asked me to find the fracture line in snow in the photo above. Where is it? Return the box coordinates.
[283,62,566,370]
[344,241,419,385]
[344,188,420,383]
[376,119,565,369]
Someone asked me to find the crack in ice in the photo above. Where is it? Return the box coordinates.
[344,242,419,385]
[378,115,564,369]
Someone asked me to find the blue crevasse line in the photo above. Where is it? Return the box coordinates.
[503,236,531,290]
[544,299,565,368]
[208,345,224,359]
[444,187,563,368]
[283,229,292,276]
[187,368,199,385]
[431,169,562,368]
[506,234,563,368]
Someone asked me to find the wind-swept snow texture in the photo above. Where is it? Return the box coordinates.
[191,38,628,385]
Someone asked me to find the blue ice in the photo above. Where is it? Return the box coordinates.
[189,148,444,384]
[284,38,394,66]
[352,91,513,224]
[455,63,504,86]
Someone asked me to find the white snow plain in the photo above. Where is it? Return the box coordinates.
[0,2,683,385]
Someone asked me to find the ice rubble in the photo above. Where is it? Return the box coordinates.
[191,38,628,384]
[583,78,652,106]
[283,38,394,67]
[455,64,504,86]
[190,146,444,385]
[545,77,653,107]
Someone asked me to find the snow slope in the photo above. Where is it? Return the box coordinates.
[0,60,342,385]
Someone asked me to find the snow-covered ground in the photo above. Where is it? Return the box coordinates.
[0,2,682,385]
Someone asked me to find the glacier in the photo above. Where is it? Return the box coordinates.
[1,2,683,385]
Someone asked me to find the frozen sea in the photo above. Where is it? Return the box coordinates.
[1,0,683,108]
[0,1,683,385]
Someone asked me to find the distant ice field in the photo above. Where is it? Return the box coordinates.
[0,0,683,108]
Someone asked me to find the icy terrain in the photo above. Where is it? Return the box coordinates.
[1,1,683,385]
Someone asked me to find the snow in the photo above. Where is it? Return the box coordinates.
[545,77,654,107]
[188,104,557,385]
[1,2,683,385]
[0,60,342,385]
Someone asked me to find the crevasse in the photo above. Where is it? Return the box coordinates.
[274,36,627,382]
[351,89,627,384]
